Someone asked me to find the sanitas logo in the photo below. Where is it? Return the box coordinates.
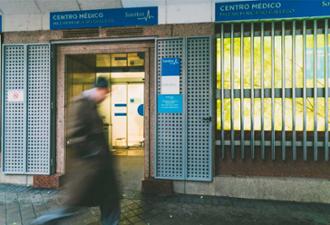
[137,10,154,21]
[172,58,179,65]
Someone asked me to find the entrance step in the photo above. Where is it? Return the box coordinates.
[142,178,173,196]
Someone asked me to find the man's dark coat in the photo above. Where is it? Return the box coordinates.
[65,95,120,207]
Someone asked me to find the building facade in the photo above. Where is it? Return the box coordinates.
[0,0,329,204]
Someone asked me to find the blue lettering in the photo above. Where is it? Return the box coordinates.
[322,1,330,7]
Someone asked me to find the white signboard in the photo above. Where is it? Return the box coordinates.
[161,76,180,94]
[8,89,24,102]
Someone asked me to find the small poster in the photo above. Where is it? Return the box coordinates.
[161,76,180,94]
[158,94,183,113]
[8,90,24,102]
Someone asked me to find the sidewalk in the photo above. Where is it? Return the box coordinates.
[0,184,329,225]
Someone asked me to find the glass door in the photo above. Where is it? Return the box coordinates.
[111,83,144,148]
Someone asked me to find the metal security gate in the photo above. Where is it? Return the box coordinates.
[216,19,330,161]
[155,37,214,181]
[2,44,53,174]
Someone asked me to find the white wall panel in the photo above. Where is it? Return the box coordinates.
[4,14,43,32]
[165,2,213,24]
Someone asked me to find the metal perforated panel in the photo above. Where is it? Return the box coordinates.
[2,44,52,175]
[155,37,213,181]
[2,45,26,173]
[27,45,51,174]
[155,39,185,179]
[186,37,212,181]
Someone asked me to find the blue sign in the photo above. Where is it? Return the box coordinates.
[161,58,181,76]
[0,15,2,32]
[50,7,158,30]
[158,95,183,113]
[216,0,330,22]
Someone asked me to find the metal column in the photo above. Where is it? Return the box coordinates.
[292,21,297,160]
[261,23,265,159]
[240,23,245,159]
[281,21,286,160]
[325,19,329,161]
[313,20,318,161]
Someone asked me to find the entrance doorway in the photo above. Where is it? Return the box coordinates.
[65,53,145,154]
[58,43,153,193]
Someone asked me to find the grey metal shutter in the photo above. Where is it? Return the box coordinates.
[155,37,214,181]
[186,37,213,181]
[155,38,185,179]
[2,44,52,175]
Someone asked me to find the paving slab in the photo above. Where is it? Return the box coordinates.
[0,184,329,225]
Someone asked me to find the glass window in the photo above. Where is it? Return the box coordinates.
[217,39,221,89]
[224,38,231,89]
[111,53,127,67]
[217,23,330,135]
[285,36,293,88]
[254,37,261,88]
[243,37,251,89]
[295,35,304,88]
[128,52,144,67]
[274,36,282,88]
[96,54,111,67]
[264,37,272,89]
[234,37,241,89]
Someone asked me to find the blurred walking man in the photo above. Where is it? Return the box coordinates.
[31,77,121,225]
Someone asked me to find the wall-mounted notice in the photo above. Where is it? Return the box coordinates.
[7,90,24,102]
[50,7,158,30]
[161,76,180,94]
[158,94,183,113]
[216,0,330,22]
[161,58,181,94]
[161,58,181,76]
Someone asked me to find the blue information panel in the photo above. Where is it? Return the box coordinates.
[158,94,183,113]
[161,58,181,76]
[216,0,330,22]
[0,15,2,32]
[50,7,158,30]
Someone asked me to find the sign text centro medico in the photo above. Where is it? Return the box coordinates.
[216,0,330,22]
[50,7,158,30]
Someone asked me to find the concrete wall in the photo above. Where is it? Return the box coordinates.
[174,176,330,204]
[0,173,33,186]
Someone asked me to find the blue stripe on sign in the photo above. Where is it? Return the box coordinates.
[114,113,127,116]
[114,104,127,107]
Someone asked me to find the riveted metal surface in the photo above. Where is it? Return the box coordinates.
[2,45,26,173]
[186,37,212,181]
[155,38,185,179]
[26,45,51,174]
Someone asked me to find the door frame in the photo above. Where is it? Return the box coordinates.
[55,40,155,179]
